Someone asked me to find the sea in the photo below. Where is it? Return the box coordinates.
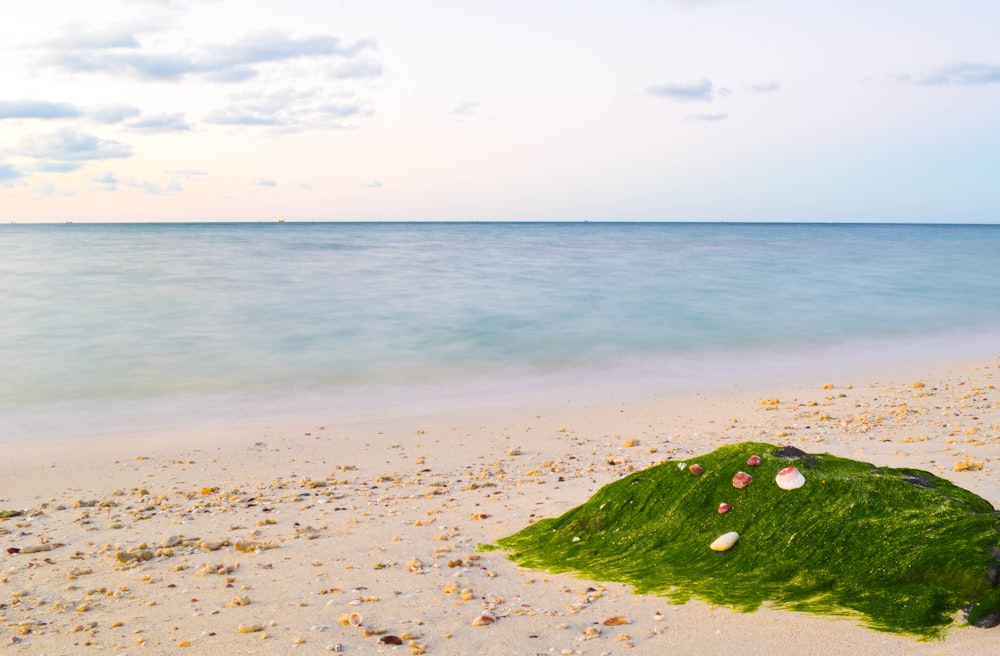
[2,221,999,444]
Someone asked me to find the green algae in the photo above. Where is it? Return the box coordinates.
[495,442,1000,638]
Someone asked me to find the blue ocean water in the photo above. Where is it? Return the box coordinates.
[2,222,999,440]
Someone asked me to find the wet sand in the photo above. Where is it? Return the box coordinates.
[2,357,998,655]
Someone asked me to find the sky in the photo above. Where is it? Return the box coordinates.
[1,0,999,223]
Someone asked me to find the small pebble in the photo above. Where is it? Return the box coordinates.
[710,531,740,552]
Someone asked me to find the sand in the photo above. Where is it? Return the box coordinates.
[2,356,999,655]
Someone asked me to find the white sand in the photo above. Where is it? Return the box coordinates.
[2,355,998,655]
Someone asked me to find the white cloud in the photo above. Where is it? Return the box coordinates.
[647,79,716,101]
[125,112,192,132]
[14,128,133,172]
[38,29,378,84]
[0,162,26,184]
[0,99,82,120]
[92,170,119,191]
[123,177,183,195]
[916,62,1000,86]
[205,88,371,130]
[35,182,76,198]
[329,59,383,79]
[452,102,479,116]
[37,21,157,49]
[87,104,142,124]
[684,113,729,122]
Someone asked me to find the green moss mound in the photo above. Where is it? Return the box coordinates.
[495,442,1000,638]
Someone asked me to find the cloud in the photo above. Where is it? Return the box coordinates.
[123,177,182,195]
[0,99,83,120]
[39,23,147,49]
[253,177,277,187]
[42,50,201,81]
[209,32,376,67]
[647,79,716,101]
[35,182,75,198]
[0,101,166,130]
[86,103,142,124]
[749,82,780,93]
[38,29,378,83]
[684,113,729,122]
[205,88,371,130]
[14,128,133,172]
[0,162,26,184]
[204,66,258,83]
[203,110,276,126]
[663,0,734,6]
[125,112,192,132]
[92,171,120,191]
[916,62,1000,86]
[452,102,479,116]
[360,179,382,188]
[329,59,383,79]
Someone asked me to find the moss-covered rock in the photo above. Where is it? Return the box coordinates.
[495,442,1000,638]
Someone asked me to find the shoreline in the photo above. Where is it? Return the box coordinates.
[2,353,998,654]
[4,325,998,450]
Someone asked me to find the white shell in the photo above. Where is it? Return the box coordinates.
[775,466,806,490]
[710,531,740,551]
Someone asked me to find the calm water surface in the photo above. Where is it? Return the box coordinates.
[2,222,998,441]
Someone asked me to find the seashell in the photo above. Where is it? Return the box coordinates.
[378,635,403,645]
[338,612,363,627]
[747,455,762,466]
[688,463,704,476]
[710,531,740,551]
[677,462,687,470]
[471,614,496,626]
[602,616,631,626]
[717,503,732,514]
[776,466,806,490]
[732,471,753,489]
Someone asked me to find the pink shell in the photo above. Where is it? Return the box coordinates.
[689,463,705,476]
[732,471,753,489]
[718,503,732,514]
[775,466,806,490]
[747,455,762,466]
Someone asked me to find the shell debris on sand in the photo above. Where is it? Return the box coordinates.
[2,357,1000,654]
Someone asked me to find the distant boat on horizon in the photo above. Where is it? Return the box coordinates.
[277,215,286,223]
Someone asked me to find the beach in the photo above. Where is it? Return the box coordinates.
[3,355,998,655]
